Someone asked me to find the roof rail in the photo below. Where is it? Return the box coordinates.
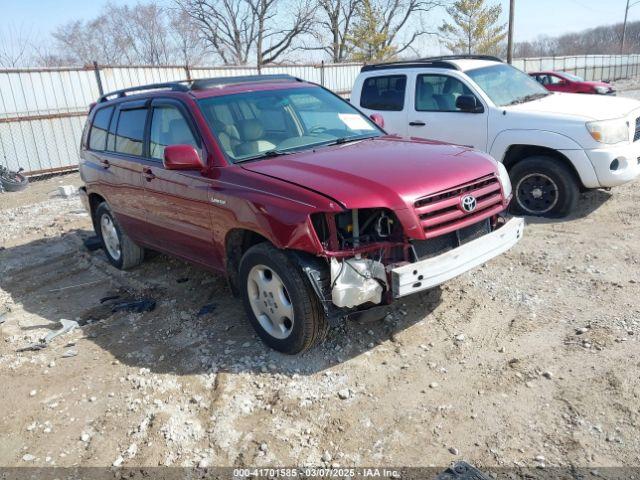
[361,54,503,72]
[97,74,302,102]
[98,81,190,102]
[190,74,301,90]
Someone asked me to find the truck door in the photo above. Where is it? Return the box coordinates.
[356,74,409,135]
[407,74,488,150]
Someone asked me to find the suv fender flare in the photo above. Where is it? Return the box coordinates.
[489,129,599,188]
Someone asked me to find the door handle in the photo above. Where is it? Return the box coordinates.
[142,168,156,181]
[100,159,110,169]
[409,121,426,127]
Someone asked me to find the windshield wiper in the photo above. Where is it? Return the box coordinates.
[326,135,378,146]
[236,149,293,163]
[506,92,549,106]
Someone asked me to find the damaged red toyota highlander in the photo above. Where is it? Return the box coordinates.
[79,74,523,354]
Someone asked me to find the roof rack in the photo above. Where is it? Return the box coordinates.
[361,55,503,72]
[190,74,301,90]
[97,74,302,103]
[98,81,189,102]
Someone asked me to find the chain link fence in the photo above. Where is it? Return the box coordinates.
[2,55,640,175]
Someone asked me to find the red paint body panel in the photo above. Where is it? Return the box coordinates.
[79,81,504,279]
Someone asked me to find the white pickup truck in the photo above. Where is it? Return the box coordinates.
[351,55,640,216]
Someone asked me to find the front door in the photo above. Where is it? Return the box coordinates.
[140,99,220,269]
[407,74,488,150]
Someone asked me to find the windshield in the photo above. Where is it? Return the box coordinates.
[198,86,382,163]
[466,64,550,107]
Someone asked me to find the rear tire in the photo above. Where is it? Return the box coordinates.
[239,243,328,354]
[509,156,579,217]
[95,202,144,270]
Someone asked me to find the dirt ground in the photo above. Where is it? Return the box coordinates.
[1,94,640,470]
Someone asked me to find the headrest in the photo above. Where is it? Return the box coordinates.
[238,119,264,141]
[168,119,194,145]
[421,83,434,95]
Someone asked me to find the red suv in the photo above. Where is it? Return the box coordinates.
[79,75,523,353]
[530,71,615,95]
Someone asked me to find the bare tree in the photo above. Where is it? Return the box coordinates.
[376,0,443,57]
[0,24,34,68]
[169,10,209,67]
[177,0,314,66]
[176,0,256,64]
[307,0,361,62]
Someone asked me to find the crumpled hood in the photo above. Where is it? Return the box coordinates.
[507,92,640,120]
[241,136,499,210]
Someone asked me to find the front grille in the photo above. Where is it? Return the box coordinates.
[413,174,503,238]
[412,219,491,260]
[634,117,640,142]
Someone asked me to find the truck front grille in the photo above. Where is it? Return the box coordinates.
[413,174,503,238]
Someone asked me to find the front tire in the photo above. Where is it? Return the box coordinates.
[95,202,144,270]
[239,243,327,354]
[509,156,579,217]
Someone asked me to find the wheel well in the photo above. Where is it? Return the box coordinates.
[88,193,106,229]
[502,145,584,188]
[225,229,270,295]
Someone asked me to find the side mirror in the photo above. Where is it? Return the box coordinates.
[370,113,385,128]
[163,145,202,170]
[456,95,484,113]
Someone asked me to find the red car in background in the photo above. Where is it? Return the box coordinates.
[530,71,615,95]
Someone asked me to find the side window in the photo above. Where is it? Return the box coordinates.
[88,106,113,151]
[360,75,406,111]
[114,108,147,156]
[549,75,564,85]
[415,74,476,112]
[149,106,199,160]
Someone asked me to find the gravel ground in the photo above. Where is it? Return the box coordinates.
[1,113,639,470]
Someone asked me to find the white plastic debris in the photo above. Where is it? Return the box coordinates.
[330,257,386,308]
[56,185,77,198]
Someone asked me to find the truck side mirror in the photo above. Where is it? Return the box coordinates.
[456,95,484,113]
[163,145,203,170]
[370,113,385,128]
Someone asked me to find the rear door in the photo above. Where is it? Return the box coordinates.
[407,73,488,150]
[357,74,408,134]
[138,98,220,269]
[85,101,149,241]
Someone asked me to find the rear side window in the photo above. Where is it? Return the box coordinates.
[88,106,113,151]
[114,108,147,156]
[360,75,406,111]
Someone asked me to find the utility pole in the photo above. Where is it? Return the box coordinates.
[621,0,640,53]
[622,0,630,54]
[507,0,515,64]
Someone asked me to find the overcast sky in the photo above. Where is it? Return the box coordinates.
[3,0,639,48]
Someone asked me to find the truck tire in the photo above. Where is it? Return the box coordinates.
[509,156,579,217]
[239,242,328,354]
[95,202,145,270]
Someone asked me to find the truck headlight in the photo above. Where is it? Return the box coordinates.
[496,162,512,199]
[586,118,629,144]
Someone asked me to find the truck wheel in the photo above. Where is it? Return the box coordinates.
[95,202,145,269]
[239,243,328,354]
[509,156,579,217]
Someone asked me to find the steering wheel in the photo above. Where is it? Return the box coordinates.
[309,126,328,135]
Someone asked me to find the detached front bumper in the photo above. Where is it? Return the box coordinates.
[391,217,524,298]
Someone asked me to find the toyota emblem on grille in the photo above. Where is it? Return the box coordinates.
[461,194,477,213]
